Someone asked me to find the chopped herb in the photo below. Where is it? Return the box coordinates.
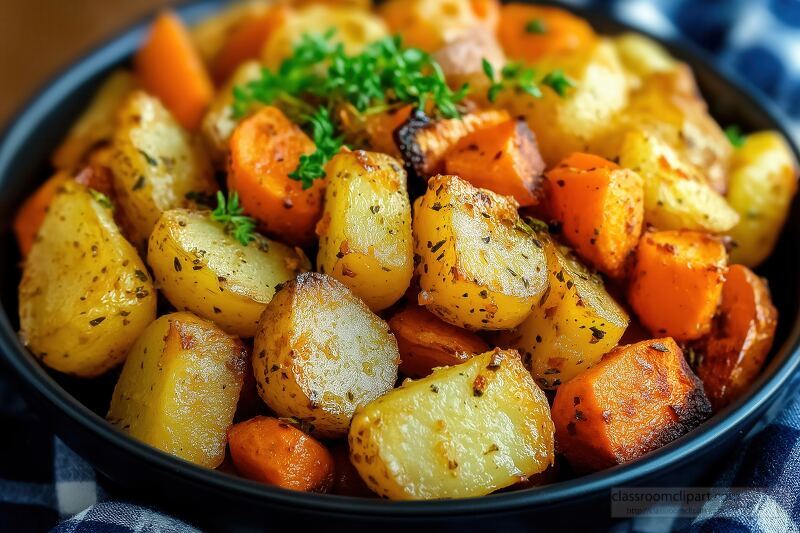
[137,149,158,167]
[650,342,669,353]
[724,125,746,148]
[541,69,576,96]
[525,18,547,34]
[132,176,146,191]
[289,107,343,189]
[89,317,105,327]
[89,189,113,209]
[211,191,256,246]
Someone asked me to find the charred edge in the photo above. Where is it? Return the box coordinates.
[394,107,431,198]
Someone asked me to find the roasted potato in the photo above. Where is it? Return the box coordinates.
[316,150,413,311]
[52,70,137,171]
[253,273,400,438]
[380,0,488,53]
[107,312,247,468]
[348,349,554,499]
[497,236,629,389]
[726,131,798,267]
[110,91,217,249]
[148,209,309,337]
[18,182,156,377]
[613,32,675,87]
[189,0,270,66]
[497,40,629,166]
[432,28,506,102]
[618,128,740,233]
[413,175,547,330]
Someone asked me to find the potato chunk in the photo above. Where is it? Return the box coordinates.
[107,312,247,468]
[148,209,309,337]
[317,150,413,311]
[110,91,217,249]
[253,273,399,438]
[18,182,156,377]
[413,175,547,330]
[497,236,629,389]
[348,349,554,500]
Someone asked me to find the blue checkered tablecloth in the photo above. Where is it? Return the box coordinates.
[1,1,799,531]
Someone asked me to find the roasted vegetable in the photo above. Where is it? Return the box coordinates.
[189,0,270,66]
[612,32,675,85]
[552,338,712,472]
[380,0,491,52]
[444,119,545,207]
[432,28,506,101]
[413,175,548,330]
[13,172,72,257]
[107,312,247,468]
[546,152,644,278]
[316,150,413,311]
[388,305,489,378]
[148,209,309,337]
[726,131,798,267]
[348,349,554,500]
[18,182,156,377]
[228,416,335,492]
[227,106,322,247]
[497,3,596,62]
[253,273,400,438]
[110,91,217,250]
[695,265,778,410]
[629,230,727,341]
[497,235,629,389]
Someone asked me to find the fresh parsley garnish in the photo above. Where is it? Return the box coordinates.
[541,69,576,97]
[289,108,343,189]
[724,125,746,148]
[525,19,547,34]
[485,59,579,103]
[211,191,256,246]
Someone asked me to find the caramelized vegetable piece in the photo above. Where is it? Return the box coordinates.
[13,172,71,257]
[413,175,548,330]
[348,349,554,500]
[316,151,413,311]
[361,105,413,158]
[552,338,711,472]
[108,312,247,468]
[695,265,778,410]
[380,0,489,52]
[135,11,214,129]
[227,416,335,492]
[546,152,644,278]
[330,442,374,497]
[228,106,322,247]
[629,230,727,341]
[388,305,489,378]
[397,109,510,178]
[498,4,596,62]
[497,236,629,389]
[444,119,545,207]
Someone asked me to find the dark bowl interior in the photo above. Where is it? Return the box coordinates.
[0,1,799,530]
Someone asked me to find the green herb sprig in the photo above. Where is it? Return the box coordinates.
[724,125,746,148]
[525,19,547,34]
[483,60,576,103]
[211,191,256,246]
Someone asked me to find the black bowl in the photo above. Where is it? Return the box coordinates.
[1,1,798,530]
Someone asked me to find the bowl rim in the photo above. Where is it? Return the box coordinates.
[1,0,799,518]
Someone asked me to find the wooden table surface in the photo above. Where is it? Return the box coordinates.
[0,0,177,127]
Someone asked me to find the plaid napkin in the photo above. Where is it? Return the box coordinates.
[1,1,799,531]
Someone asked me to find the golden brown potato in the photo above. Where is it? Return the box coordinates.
[189,0,270,66]
[726,131,798,267]
[52,70,137,170]
[380,0,488,53]
[413,175,547,330]
[497,236,629,389]
[18,182,156,377]
[612,32,676,87]
[110,91,217,249]
[316,150,413,311]
[148,209,309,337]
[348,349,554,500]
[432,28,506,102]
[107,312,247,468]
[253,273,400,438]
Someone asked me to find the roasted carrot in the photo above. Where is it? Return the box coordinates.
[134,11,214,129]
[362,104,414,158]
[628,230,727,341]
[498,4,596,62]
[227,106,323,247]
[444,119,545,207]
[470,0,501,30]
[13,172,71,257]
[329,443,374,497]
[212,5,289,84]
[388,305,489,378]
[695,265,778,411]
[227,416,335,492]
[546,153,644,278]
[552,338,711,472]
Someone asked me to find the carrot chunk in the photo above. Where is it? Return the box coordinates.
[388,305,489,378]
[628,230,727,341]
[227,416,335,492]
[134,11,214,129]
[13,172,71,257]
[498,4,596,62]
[546,153,644,278]
[227,106,323,247]
[444,119,545,207]
[552,338,711,472]
[695,265,778,410]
